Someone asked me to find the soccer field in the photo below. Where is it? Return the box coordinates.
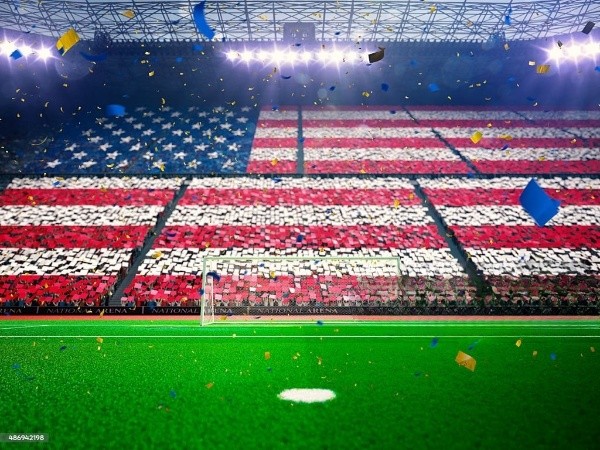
[1,318,599,450]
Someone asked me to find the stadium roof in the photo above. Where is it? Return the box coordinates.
[0,0,598,44]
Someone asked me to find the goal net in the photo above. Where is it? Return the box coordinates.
[200,256,401,325]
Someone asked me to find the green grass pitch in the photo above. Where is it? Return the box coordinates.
[0,319,599,449]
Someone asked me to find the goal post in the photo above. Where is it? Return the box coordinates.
[200,256,402,325]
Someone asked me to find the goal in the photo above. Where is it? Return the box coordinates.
[200,256,402,325]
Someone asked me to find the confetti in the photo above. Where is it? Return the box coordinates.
[519,178,560,226]
[430,337,439,348]
[428,83,440,93]
[550,353,557,361]
[193,1,216,39]
[470,131,483,144]
[96,337,104,344]
[205,382,214,389]
[455,351,476,371]
[264,351,271,360]
[515,339,522,348]
[582,21,595,34]
[316,320,324,326]
[56,28,79,55]
[591,347,595,353]
[122,9,135,19]
[533,350,538,357]
[368,47,385,63]
[207,271,221,282]
[536,64,550,74]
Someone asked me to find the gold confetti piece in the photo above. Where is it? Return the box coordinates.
[205,382,214,389]
[151,251,163,259]
[533,350,538,357]
[486,122,493,128]
[429,5,436,13]
[270,158,278,166]
[97,346,102,351]
[317,356,322,365]
[122,9,135,19]
[269,271,276,278]
[536,64,550,74]
[148,71,155,77]
[359,169,366,174]
[362,91,370,97]
[96,337,104,344]
[570,139,577,144]
[470,130,483,144]
[455,351,476,371]
[264,351,271,360]
[504,43,510,51]
[591,347,596,353]
[161,98,166,105]
[500,134,512,140]
[99,309,105,318]
[393,199,401,208]
[56,28,79,55]
[516,339,522,347]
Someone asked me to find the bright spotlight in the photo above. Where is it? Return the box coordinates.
[286,52,298,64]
[300,51,312,63]
[0,40,16,57]
[271,49,284,64]
[19,45,34,57]
[581,42,599,58]
[240,50,253,62]
[36,46,53,61]
[256,50,269,62]
[330,50,344,62]
[547,46,562,61]
[317,50,329,62]
[225,50,238,61]
[565,44,582,59]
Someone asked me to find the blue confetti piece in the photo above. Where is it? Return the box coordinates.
[595,66,600,72]
[106,104,126,117]
[10,49,23,60]
[334,31,341,35]
[298,137,305,143]
[428,83,440,93]
[11,363,21,370]
[193,1,215,39]
[207,271,221,282]
[507,76,516,83]
[501,144,510,151]
[467,340,480,350]
[390,110,397,114]
[273,177,282,183]
[199,288,204,295]
[467,172,475,178]
[192,44,204,52]
[504,15,511,26]
[381,83,389,92]
[329,86,336,91]
[60,345,67,351]
[430,337,439,348]
[169,389,177,398]
[281,75,292,79]
[296,234,303,242]
[272,105,279,111]
[52,181,61,187]
[316,320,324,326]
[550,353,557,360]
[175,57,184,63]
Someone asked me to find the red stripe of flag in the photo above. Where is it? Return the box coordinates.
[0,275,116,303]
[257,120,299,128]
[447,137,600,148]
[179,188,421,206]
[157,225,447,249]
[302,138,446,148]
[247,160,296,174]
[474,161,600,174]
[450,225,600,249]
[0,189,175,206]
[424,189,600,206]
[0,226,149,248]
[304,161,470,174]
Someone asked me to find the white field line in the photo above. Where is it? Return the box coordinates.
[0,335,599,339]
[0,324,50,330]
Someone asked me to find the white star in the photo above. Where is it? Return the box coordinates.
[222,159,234,169]
[117,160,129,169]
[162,106,172,112]
[96,117,107,124]
[152,160,165,170]
[99,143,113,151]
[106,151,119,160]
[214,106,225,112]
[112,129,125,136]
[208,117,219,123]
[192,122,202,130]
[220,123,232,130]
[72,151,87,160]
[120,136,133,144]
[103,122,116,130]
[232,129,245,136]
[130,143,142,151]
[174,151,187,160]
[170,111,181,117]
[88,136,103,144]
[172,129,183,136]
[133,123,144,130]
[198,112,208,118]
[202,129,213,138]
[46,159,61,168]
[161,122,174,130]
[81,129,94,137]
[79,160,97,169]
[124,117,136,123]
[65,143,78,151]
[194,143,208,152]
[143,152,154,160]
[163,143,176,152]
[207,152,218,159]
[143,111,155,117]
[152,117,165,123]
[225,111,234,118]
[134,107,146,112]
[241,106,251,112]
[183,136,193,144]
[187,160,199,169]
[227,143,240,151]
[142,129,155,136]
[236,116,249,123]
[214,136,226,144]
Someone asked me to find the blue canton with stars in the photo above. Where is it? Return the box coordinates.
[18,105,258,175]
